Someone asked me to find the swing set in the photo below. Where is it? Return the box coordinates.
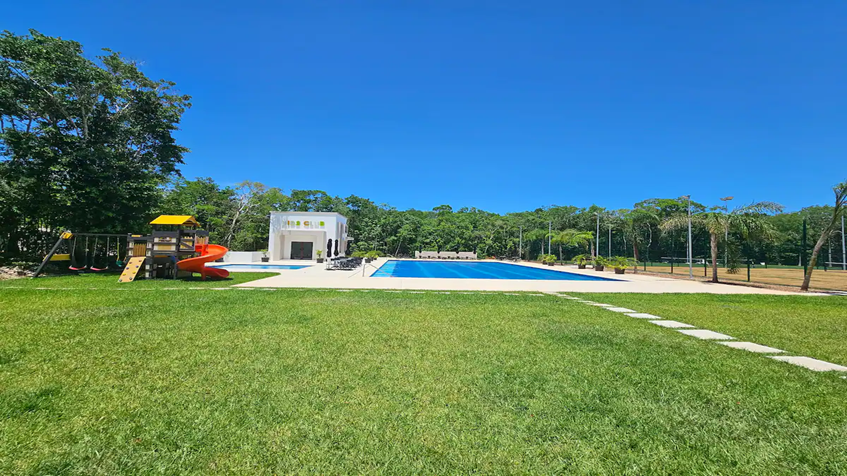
[33,232,129,278]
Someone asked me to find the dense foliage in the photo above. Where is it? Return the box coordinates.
[0,30,189,258]
[153,177,844,268]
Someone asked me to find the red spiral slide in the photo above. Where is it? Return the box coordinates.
[177,244,230,280]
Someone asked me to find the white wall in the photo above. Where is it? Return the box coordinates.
[223,251,263,263]
[268,212,348,260]
[278,231,325,260]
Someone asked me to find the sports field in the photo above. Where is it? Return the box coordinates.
[639,264,847,291]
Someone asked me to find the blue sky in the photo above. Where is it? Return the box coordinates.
[5,1,846,213]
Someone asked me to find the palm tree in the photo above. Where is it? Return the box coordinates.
[661,201,783,283]
[550,229,594,259]
[524,228,548,258]
[801,181,847,291]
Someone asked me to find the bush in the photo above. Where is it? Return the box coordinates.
[611,256,634,269]
[572,254,589,266]
[540,254,557,264]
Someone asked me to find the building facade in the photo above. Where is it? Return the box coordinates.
[267,212,349,260]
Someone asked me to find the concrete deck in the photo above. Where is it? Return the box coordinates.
[229,258,812,294]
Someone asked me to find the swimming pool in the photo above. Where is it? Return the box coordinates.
[371,260,617,281]
[207,264,310,272]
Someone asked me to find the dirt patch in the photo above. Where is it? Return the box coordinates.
[0,266,33,280]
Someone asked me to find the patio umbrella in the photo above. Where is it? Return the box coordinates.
[327,239,333,258]
[334,240,339,256]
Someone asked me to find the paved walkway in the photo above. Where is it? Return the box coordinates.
[233,258,814,294]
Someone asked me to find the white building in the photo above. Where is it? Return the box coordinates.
[268,212,349,260]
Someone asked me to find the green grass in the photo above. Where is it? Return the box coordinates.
[0,272,277,289]
[572,293,847,366]
[1,289,845,474]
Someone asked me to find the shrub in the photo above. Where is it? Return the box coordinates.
[611,256,634,269]
[540,254,557,264]
[572,254,589,266]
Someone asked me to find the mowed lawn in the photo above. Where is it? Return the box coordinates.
[573,293,847,366]
[1,281,846,473]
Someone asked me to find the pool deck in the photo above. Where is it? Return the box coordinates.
[233,258,812,294]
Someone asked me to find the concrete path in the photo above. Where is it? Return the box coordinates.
[233,258,813,294]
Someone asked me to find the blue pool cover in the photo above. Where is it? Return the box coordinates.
[371,260,617,281]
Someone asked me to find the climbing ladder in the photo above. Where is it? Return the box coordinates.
[118,257,146,283]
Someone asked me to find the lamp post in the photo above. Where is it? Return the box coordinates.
[682,195,693,279]
[719,196,733,267]
[595,213,600,258]
[519,226,523,261]
[842,215,846,271]
[548,221,552,257]
[608,224,612,258]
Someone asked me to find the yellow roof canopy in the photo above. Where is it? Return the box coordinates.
[150,215,200,227]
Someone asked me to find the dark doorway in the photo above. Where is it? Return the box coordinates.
[290,241,313,260]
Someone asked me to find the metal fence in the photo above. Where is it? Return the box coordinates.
[637,261,847,292]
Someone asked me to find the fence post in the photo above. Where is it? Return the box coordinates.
[802,218,808,276]
[671,260,674,274]
[643,261,646,272]
[747,259,751,282]
[704,258,707,277]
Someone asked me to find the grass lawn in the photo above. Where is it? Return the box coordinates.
[573,293,847,366]
[0,272,277,289]
[1,287,846,474]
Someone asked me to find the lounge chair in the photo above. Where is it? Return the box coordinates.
[439,251,458,260]
[457,252,477,260]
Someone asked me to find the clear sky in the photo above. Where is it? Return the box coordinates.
[5,1,846,213]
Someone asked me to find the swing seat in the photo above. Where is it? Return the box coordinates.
[90,266,108,272]
[69,265,88,271]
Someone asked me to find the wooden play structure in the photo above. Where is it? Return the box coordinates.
[121,215,227,282]
[34,231,129,278]
[35,215,229,282]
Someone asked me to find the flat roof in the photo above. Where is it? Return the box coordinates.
[270,211,347,218]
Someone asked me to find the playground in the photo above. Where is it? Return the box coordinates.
[33,215,232,283]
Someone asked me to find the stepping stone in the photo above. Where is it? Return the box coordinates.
[677,329,734,340]
[769,356,847,372]
[718,342,784,354]
[605,307,637,313]
[625,313,662,319]
[589,303,613,307]
[650,320,694,329]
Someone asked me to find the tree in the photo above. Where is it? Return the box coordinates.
[801,181,847,291]
[550,229,593,259]
[661,201,783,283]
[1,30,190,257]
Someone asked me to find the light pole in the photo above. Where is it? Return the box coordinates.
[595,213,600,258]
[519,226,523,261]
[720,196,733,267]
[842,215,846,270]
[548,221,552,257]
[683,195,693,279]
[608,224,612,258]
